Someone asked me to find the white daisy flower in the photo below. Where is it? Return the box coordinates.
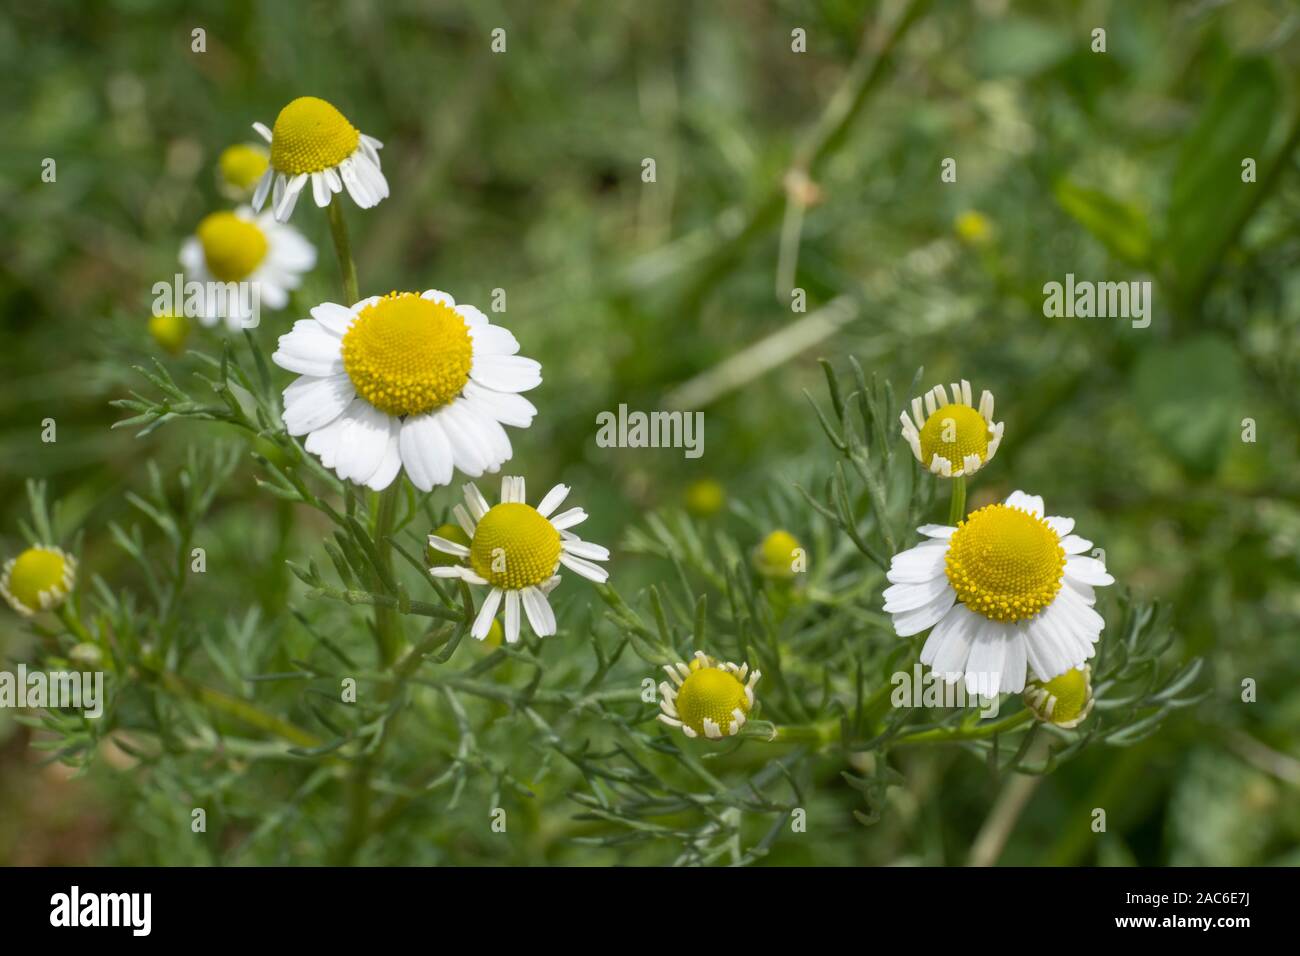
[883,491,1114,697]
[427,477,610,643]
[2,545,76,617]
[179,206,316,329]
[250,96,388,222]
[273,290,540,491]
[657,651,761,740]
[899,380,1004,478]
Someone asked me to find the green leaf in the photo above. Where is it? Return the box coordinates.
[1054,179,1151,266]
[1130,335,1244,473]
[1166,57,1279,299]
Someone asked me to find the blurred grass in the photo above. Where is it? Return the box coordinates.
[1,0,1298,864]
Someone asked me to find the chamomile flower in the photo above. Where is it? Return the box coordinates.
[274,290,540,491]
[883,491,1114,696]
[2,546,76,617]
[899,380,1004,478]
[657,652,761,740]
[427,477,610,643]
[217,142,270,199]
[684,478,725,518]
[149,312,189,355]
[1023,665,1095,729]
[250,96,388,222]
[753,529,802,580]
[179,206,316,329]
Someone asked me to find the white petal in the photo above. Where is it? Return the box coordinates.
[889,587,956,637]
[272,324,345,376]
[470,354,542,393]
[339,156,378,208]
[472,588,503,639]
[308,302,356,337]
[558,552,608,583]
[364,432,402,491]
[281,373,355,436]
[917,524,955,539]
[921,604,979,680]
[504,590,521,643]
[463,483,490,520]
[883,574,951,613]
[561,538,609,562]
[427,534,469,558]
[1045,516,1075,537]
[453,303,488,327]
[1065,555,1114,587]
[467,323,519,356]
[252,121,272,143]
[454,399,514,470]
[521,586,556,637]
[311,171,331,207]
[549,507,587,530]
[885,540,949,584]
[334,400,399,487]
[420,289,456,308]
[436,403,492,477]
[1004,491,1044,516]
[275,173,308,221]
[536,484,570,518]
[460,382,537,429]
[398,413,455,491]
[966,627,1025,697]
[1060,534,1093,555]
[304,415,348,469]
[179,237,205,274]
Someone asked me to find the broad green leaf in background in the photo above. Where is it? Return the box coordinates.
[1054,179,1153,266]
[1166,57,1279,302]
[1130,334,1245,474]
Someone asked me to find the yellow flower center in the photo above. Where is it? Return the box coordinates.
[675,664,750,737]
[919,402,989,468]
[270,96,360,175]
[755,529,801,578]
[945,504,1064,622]
[218,143,269,189]
[149,312,189,355]
[7,547,69,612]
[684,479,725,517]
[341,293,473,417]
[1028,668,1091,725]
[196,212,268,282]
[954,210,993,246]
[470,503,561,590]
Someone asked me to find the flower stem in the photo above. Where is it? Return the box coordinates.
[326,200,359,304]
[371,484,403,667]
[894,708,1034,745]
[948,474,967,525]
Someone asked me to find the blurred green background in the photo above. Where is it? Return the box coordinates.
[1,0,1298,865]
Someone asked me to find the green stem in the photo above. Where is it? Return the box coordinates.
[371,484,403,667]
[894,708,1034,745]
[948,474,967,525]
[335,486,405,865]
[326,200,359,303]
[307,585,462,621]
[149,669,323,750]
[56,603,93,645]
[773,719,839,745]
